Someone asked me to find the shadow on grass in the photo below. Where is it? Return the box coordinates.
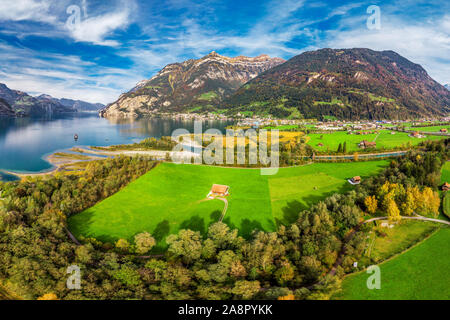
[278,182,352,226]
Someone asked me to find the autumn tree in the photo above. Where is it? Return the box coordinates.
[364,195,378,214]
[134,232,156,254]
[387,198,401,222]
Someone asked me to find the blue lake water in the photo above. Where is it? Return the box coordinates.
[0,113,233,180]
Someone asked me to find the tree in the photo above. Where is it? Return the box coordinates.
[337,143,343,153]
[37,293,58,300]
[353,152,359,161]
[134,232,156,254]
[387,198,401,222]
[231,280,260,299]
[166,229,203,264]
[343,141,347,153]
[364,195,378,214]
[115,238,130,252]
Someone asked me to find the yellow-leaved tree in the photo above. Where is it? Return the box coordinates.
[387,198,401,222]
[364,195,378,214]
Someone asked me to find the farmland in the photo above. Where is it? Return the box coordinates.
[336,227,450,300]
[68,160,388,251]
[306,129,444,153]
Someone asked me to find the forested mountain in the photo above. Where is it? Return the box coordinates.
[37,95,104,112]
[224,48,450,120]
[100,51,285,117]
[0,83,75,117]
[0,98,15,116]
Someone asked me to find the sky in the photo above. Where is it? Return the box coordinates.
[0,0,448,104]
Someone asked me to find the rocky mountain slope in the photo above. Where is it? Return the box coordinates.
[224,48,450,120]
[0,98,15,116]
[445,84,450,90]
[36,95,104,112]
[100,51,285,117]
[0,83,75,117]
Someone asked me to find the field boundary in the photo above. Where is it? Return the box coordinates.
[338,226,442,281]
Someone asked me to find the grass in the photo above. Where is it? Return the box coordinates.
[362,220,440,264]
[440,161,450,184]
[307,130,445,153]
[441,162,450,219]
[264,125,300,130]
[336,227,450,300]
[406,125,450,132]
[68,160,388,251]
[197,91,218,101]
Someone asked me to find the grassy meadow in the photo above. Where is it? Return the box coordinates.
[336,227,450,300]
[306,130,444,153]
[68,160,388,250]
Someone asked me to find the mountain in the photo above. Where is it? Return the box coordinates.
[224,48,450,120]
[0,98,15,116]
[445,84,450,90]
[0,83,75,117]
[100,51,285,117]
[36,95,104,112]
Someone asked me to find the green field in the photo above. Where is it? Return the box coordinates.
[307,130,444,153]
[68,161,388,250]
[441,162,450,219]
[441,161,450,184]
[336,227,450,300]
[406,125,450,132]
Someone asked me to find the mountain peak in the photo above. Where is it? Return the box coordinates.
[101,52,285,117]
[225,48,449,120]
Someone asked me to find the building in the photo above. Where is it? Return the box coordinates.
[442,182,450,191]
[348,176,361,185]
[409,131,425,138]
[208,184,230,198]
[358,140,377,149]
[440,128,448,133]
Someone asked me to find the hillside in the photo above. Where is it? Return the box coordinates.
[100,51,285,117]
[224,48,450,120]
[0,98,15,116]
[0,83,75,117]
[37,95,104,112]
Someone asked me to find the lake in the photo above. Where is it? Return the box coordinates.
[0,113,233,181]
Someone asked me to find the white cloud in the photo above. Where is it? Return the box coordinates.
[69,6,132,46]
[0,0,54,22]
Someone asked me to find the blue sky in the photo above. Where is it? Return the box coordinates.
[0,0,448,104]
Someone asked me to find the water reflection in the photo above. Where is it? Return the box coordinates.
[0,113,233,176]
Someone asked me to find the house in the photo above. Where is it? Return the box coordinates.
[207,184,230,198]
[409,131,425,138]
[440,128,448,133]
[358,140,377,149]
[317,143,324,147]
[348,176,361,185]
[442,182,450,191]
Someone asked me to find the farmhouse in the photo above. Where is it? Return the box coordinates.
[358,140,377,149]
[409,131,425,138]
[440,128,448,133]
[442,182,450,191]
[208,184,230,198]
[348,176,361,185]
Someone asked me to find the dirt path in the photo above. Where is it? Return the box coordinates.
[217,197,229,222]
[328,214,450,276]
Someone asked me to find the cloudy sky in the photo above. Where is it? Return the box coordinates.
[0,0,448,104]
